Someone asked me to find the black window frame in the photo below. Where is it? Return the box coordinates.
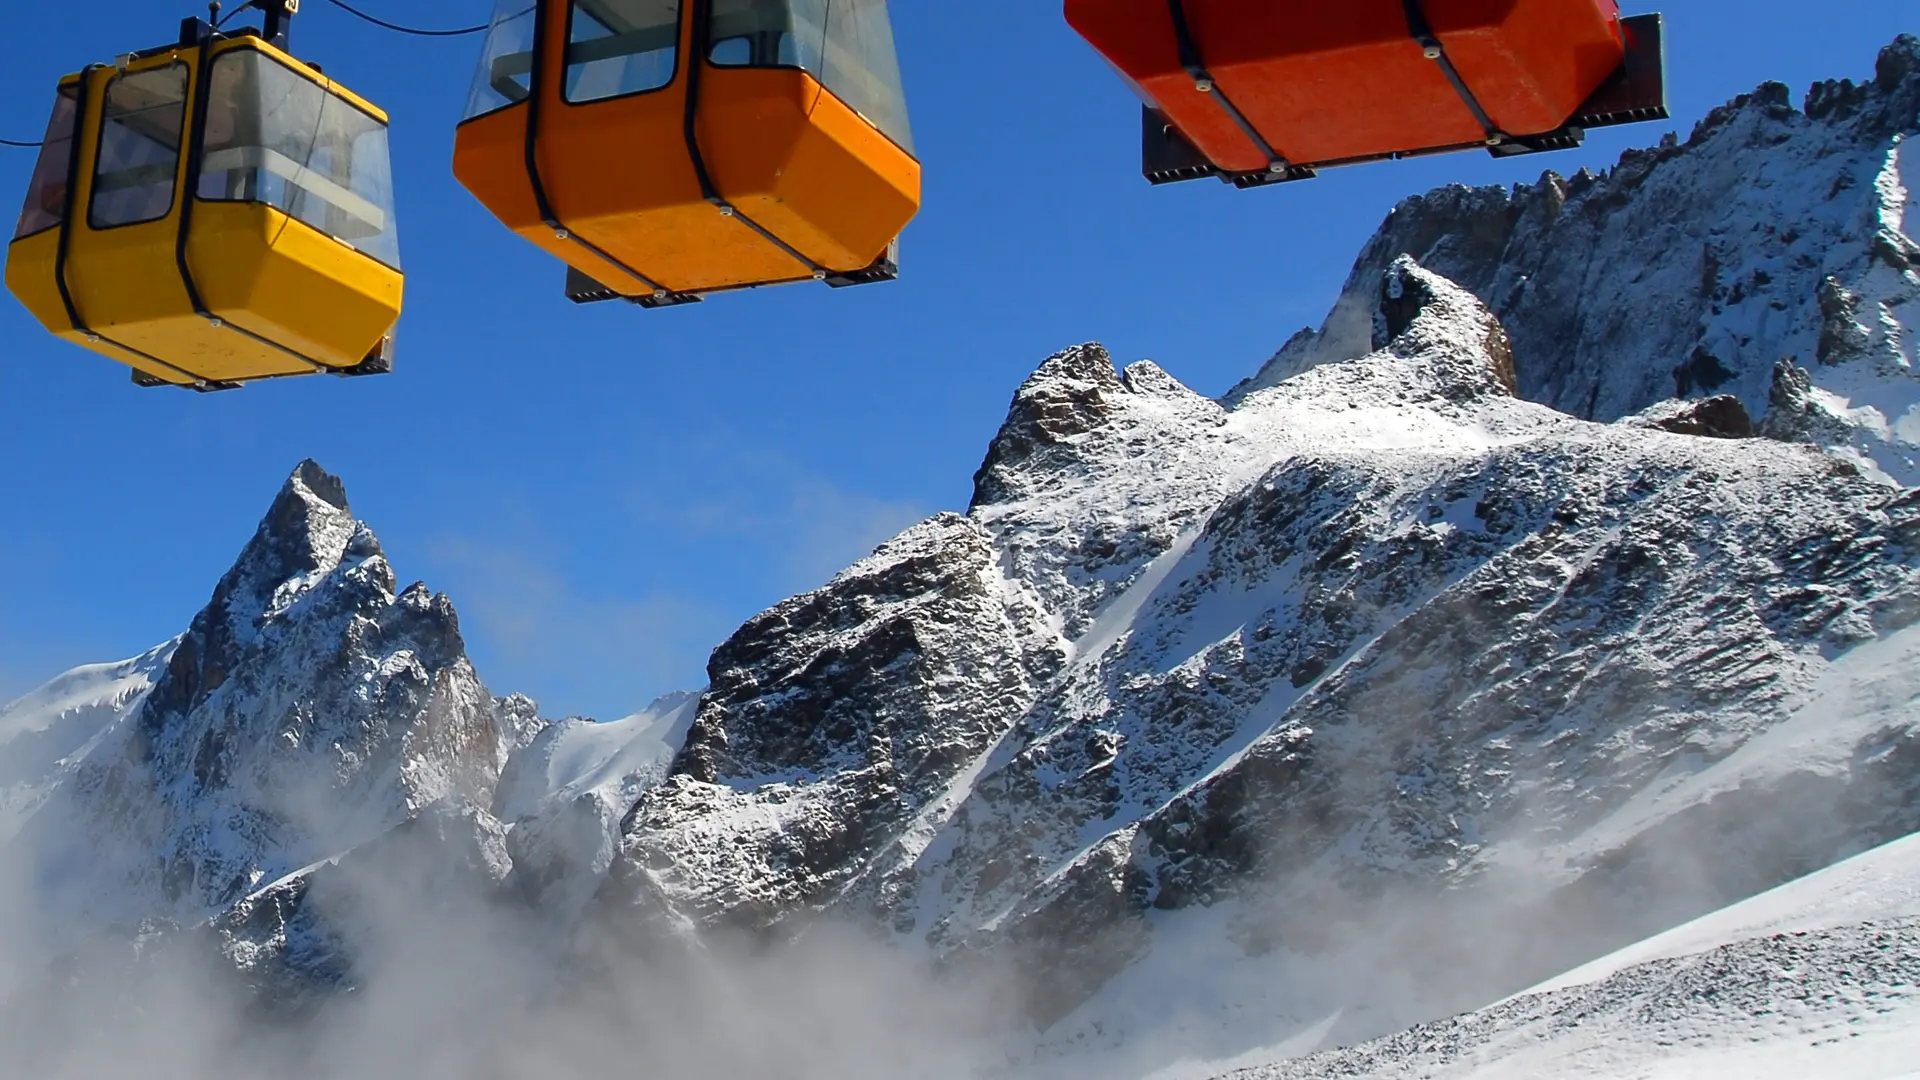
[461,0,540,123]
[561,0,686,107]
[700,0,915,157]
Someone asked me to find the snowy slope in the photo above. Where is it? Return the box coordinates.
[0,640,174,841]
[493,692,695,913]
[1533,829,1920,995]
[0,642,173,746]
[612,250,1920,1048]
[1221,919,1920,1080]
[1218,832,1920,1080]
[492,691,694,823]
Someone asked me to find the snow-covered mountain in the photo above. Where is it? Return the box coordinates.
[601,35,1920,1063]
[0,462,533,975]
[1236,34,1920,485]
[1216,831,1920,1080]
[0,640,175,842]
[1,35,1918,1080]
[495,691,695,915]
[611,253,1920,1053]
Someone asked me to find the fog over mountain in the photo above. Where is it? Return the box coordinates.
[1,35,1916,1080]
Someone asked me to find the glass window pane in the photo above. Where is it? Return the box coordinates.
[705,0,913,154]
[818,0,912,153]
[88,65,189,230]
[13,84,80,240]
[197,51,402,270]
[566,0,680,103]
[464,0,537,120]
[709,0,819,69]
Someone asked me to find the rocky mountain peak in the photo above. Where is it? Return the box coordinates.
[1878,33,1920,91]
[972,343,1127,507]
[1800,33,1920,133]
[17,463,508,928]
[1372,255,1519,397]
[1228,35,1920,483]
[150,462,400,720]
[224,460,364,608]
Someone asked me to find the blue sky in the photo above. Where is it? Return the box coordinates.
[0,0,1911,718]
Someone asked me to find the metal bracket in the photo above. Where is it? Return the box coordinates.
[1165,0,1295,181]
[565,266,703,308]
[260,0,297,49]
[1141,106,1317,189]
[1400,0,1508,147]
[823,237,900,289]
[1479,12,1670,159]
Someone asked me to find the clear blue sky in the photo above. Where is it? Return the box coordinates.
[0,1,1911,718]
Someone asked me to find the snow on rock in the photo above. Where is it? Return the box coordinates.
[605,513,1063,933]
[494,692,694,914]
[1235,36,1920,484]
[5,461,515,946]
[604,249,1920,1039]
[0,639,175,841]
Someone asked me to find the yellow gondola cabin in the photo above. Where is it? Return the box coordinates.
[5,15,403,390]
[453,0,921,307]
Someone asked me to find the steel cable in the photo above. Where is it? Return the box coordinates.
[3,0,488,148]
[321,0,488,37]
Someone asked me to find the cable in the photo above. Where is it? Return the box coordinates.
[321,0,488,36]
[2,0,491,148]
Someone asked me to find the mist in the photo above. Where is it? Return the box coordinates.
[0,801,1022,1080]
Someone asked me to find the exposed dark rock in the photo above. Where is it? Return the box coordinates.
[601,249,1920,1032]
[973,343,1129,507]
[1628,395,1756,439]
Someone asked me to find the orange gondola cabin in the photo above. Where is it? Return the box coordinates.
[453,0,920,307]
[1065,0,1670,187]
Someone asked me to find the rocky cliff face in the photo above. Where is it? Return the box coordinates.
[584,49,1920,1043]
[601,251,1920,1036]
[1235,35,1920,485]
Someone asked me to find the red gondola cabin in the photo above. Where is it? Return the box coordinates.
[1065,0,1670,187]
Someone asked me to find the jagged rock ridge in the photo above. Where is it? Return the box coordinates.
[606,250,1920,1044]
[1235,35,1920,485]
[5,462,522,953]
